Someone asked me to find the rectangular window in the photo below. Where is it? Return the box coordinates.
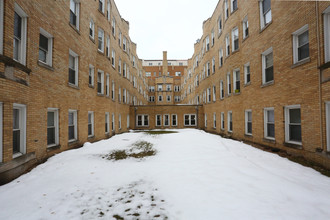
[227,111,233,132]
[211,30,215,46]
[98,28,104,52]
[285,105,302,144]
[0,103,2,162]
[218,16,222,34]
[89,19,94,39]
[224,0,229,20]
[123,88,126,103]
[212,85,216,102]
[39,28,53,66]
[243,16,249,39]
[164,115,170,126]
[112,17,116,36]
[225,34,230,56]
[156,115,162,126]
[0,0,3,54]
[105,112,110,134]
[262,47,273,84]
[106,35,110,57]
[136,115,149,127]
[175,96,180,102]
[68,110,77,142]
[264,108,275,140]
[97,70,104,94]
[123,37,127,51]
[118,114,121,130]
[220,80,224,99]
[149,96,155,102]
[233,69,240,93]
[167,95,171,102]
[118,31,122,47]
[205,114,207,128]
[13,3,28,65]
[107,0,110,20]
[221,112,225,130]
[184,114,196,126]
[326,102,330,151]
[231,0,237,12]
[69,49,79,86]
[227,72,231,95]
[127,115,130,129]
[207,88,211,103]
[99,0,104,13]
[293,25,309,64]
[172,114,177,126]
[118,58,121,74]
[70,0,80,30]
[219,48,223,67]
[89,65,94,86]
[106,74,110,96]
[212,57,215,73]
[232,27,239,51]
[118,87,121,102]
[88,112,94,137]
[47,108,59,147]
[13,104,26,157]
[324,8,330,63]
[244,63,251,85]
[111,49,116,67]
[207,62,210,76]
[111,81,115,100]
[245,110,252,135]
[206,36,210,51]
[166,85,172,91]
[157,85,163,91]
[158,95,163,102]
[260,0,271,29]
[213,113,216,128]
[112,113,115,132]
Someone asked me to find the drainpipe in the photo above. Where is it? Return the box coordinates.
[316,1,324,151]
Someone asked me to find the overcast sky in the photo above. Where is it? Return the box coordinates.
[115,0,219,60]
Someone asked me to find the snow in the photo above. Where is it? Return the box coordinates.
[1,129,330,220]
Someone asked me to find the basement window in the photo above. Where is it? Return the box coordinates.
[285,105,302,145]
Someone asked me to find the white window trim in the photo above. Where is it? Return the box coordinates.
[244,62,250,85]
[99,0,105,13]
[262,47,273,85]
[89,64,94,86]
[0,0,3,54]
[220,80,224,99]
[68,109,77,142]
[111,80,115,100]
[232,27,239,52]
[264,107,275,140]
[70,0,80,30]
[227,111,232,132]
[13,103,26,158]
[112,113,115,132]
[111,49,116,67]
[47,108,59,148]
[39,28,53,67]
[292,24,309,64]
[221,112,225,130]
[326,102,330,151]
[89,19,95,39]
[163,114,170,127]
[136,115,149,127]
[106,35,110,57]
[105,112,110,134]
[69,49,79,86]
[107,0,110,21]
[227,72,231,95]
[172,114,178,127]
[127,115,130,129]
[243,16,248,39]
[233,68,240,93]
[88,111,94,137]
[106,74,110,96]
[14,3,28,65]
[224,0,229,20]
[245,110,252,135]
[324,7,330,63]
[98,28,104,53]
[219,48,223,67]
[205,114,207,128]
[97,69,104,95]
[284,105,302,145]
[212,85,216,102]
[0,102,2,162]
[259,0,271,29]
[225,34,230,56]
[213,113,216,128]
[184,114,197,126]
[118,114,121,130]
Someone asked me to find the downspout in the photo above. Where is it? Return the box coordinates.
[316,1,324,151]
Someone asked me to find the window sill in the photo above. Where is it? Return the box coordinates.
[12,152,24,159]
[227,131,233,134]
[227,94,232,97]
[242,36,249,43]
[220,97,224,101]
[0,54,31,74]
[98,50,104,55]
[244,82,251,87]
[89,36,95,43]
[233,92,241,95]
[319,60,330,71]
[97,93,104,97]
[284,142,303,150]
[291,57,310,69]
[244,134,252,137]
[37,61,54,71]
[231,49,240,55]
[231,8,238,15]
[69,22,80,35]
[112,65,116,70]
[218,31,222,38]
[261,81,274,88]
[68,83,80,90]
[263,137,275,143]
[47,145,61,152]
[98,9,105,16]
[88,135,95,140]
[89,85,94,89]
[260,21,273,34]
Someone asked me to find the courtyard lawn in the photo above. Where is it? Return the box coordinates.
[1,129,330,220]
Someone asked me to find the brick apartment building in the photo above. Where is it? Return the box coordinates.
[0,0,330,184]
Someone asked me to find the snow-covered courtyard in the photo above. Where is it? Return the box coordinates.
[1,129,330,220]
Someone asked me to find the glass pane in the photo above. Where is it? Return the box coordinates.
[248,122,252,134]
[265,67,274,82]
[265,52,273,68]
[88,124,92,135]
[289,125,302,142]
[13,38,20,60]
[298,44,309,60]
[47,111,55,127]
[13,109,20,129]
[247,112,252,121]
[265,10,272,24]
[39,49,47,62]
[263,0,271,13]
[68,125,75,140]
[70,0,76,13]
[69,55,75,69]
[14,12,22,39]
[47,127,55,145]
[70,11,76,26]
[69,69,76,84]
[289,108,301,123]
[13,130,20,153]
[267,110,274,123]
[88,113,92,123]
[39,34,48,51]
[298,31,309,47]
[267,124,275,137]
[69,112,74,125]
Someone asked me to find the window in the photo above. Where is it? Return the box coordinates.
[212,85,216,102]
[111,81,115,100]
[213,113,216,128]
[175,96,180,102]
[184,114,196,126]
[207,62,210,76]
[123,88,126,103]
[106,74,110,96]
[231,0,237,12]
[220,80,224,99]
[166,85,171,91]
[39,28,53,66]
[260,0,272,29]
[157,85,163,91]
[158,95,163,102]
[112,113,115,132]
[285,105,302,144]
[88,112,94,137]
[99,0,104,13]
[232,27,239,51]
[106,35,110,57]
[89,65,94,86]
[326,102,330,151]
[240,19,248,41]
[211,30,215,46]
[264,108,275,140]
[146,72,151,77]
[47,108,59,147]
[68,110,77,142]
[118,87,121,102]
[164,115,170,126]
[97,70,104,94]
[69,49,79,86]
[175,72,181,76]
[156,115,162,126]
[119,31,122,47]
[149,86,155,92]
[225,34,230,56]
[111,49,116,67]
[133,56,136,67]
[324,7,330,63]
[244,63,251,85]
[107,0,110,20]
[13,104,26,158]
[224,0,229,20]
[233,69,240,93]
[0,0,3,54]
[136,115,149,127]
[13,3,28,65]
[245,110,252,135]
[167,95,171,102]
[227,111,232,132]
[221,112,225,130]
[262,47,274,84]
[0,103,2,162]
[206,36,210,51]
[218,16,222,34]
[118,58,121,74]
[172,114,177,126]
[207,88,211,103]
[89,19,94,39]
[127,115,130,129]
[118,114,121,130]
[98,28,104,52]
[112,17,116,36]
[205,114,207,128]
[212,57,215,73]
[105,112,110,134]
[293,25,309,64]
[219,48,223,67]
[70,0,80,30]
[174,86,180,92]
[227,72,231,95]
[123,37,127,51]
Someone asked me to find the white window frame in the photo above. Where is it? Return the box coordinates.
[99,0,105,13]
[232,27,239,52]
[68,109,77,142]
[107,0,110,20]
[184,114,197,126]
[231,0,237,12]
[118,114,121,130]
[212,57,215,73]
[225,34,230,56]
[0,102,2,162]
[262,47,274,85]
[221,112,225,130]
[292,24,309,64]
[326,102,330,151]
[106,74,110,96]
[264,107,275,140]
[111,49,116,67]
[69,49,79,86]
[158,95,163,102]
[233,68,240,93]
[224,0,229,20]
[12,103,26,158]
[39,28,53,67]
[155,114,162,127]
[112,17,116,36]
[219,48,223,67]
[106,35,110,57]
[284,105,302,145]
[227,72,231,95]
[245,110,252,135]
[127,115,130,129]
[324,7,330,63]
[105,112,110,134]
[111,80,115,100]
[89,64,94,86]
[47,108,59,148]
[97,69,104,95]
[112,113,115,132]
[136,115,149,127]
[227,111,232,132]
[244,63,251,85]
[259,0,272,29]
[220,80,224,99]
[89,19,95,39]
[123,88,126,103]
[213,113,216,128]
[205,114,208,128]
[243,16,249,39]
[207,87,211,103]
[218,15,222,35]
[98,28,104,53]
[212,85,216,102]
[167,95,171,102]
[70,0,80,30]
[0,0,3,54]
[172,114,178,127]
[164,114,170,127]
[13,3,28,65]
[206,36,210,51]
[118,86,121,102]
[88,111,94,137]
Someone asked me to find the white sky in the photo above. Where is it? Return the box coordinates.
[114,0,219,60]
